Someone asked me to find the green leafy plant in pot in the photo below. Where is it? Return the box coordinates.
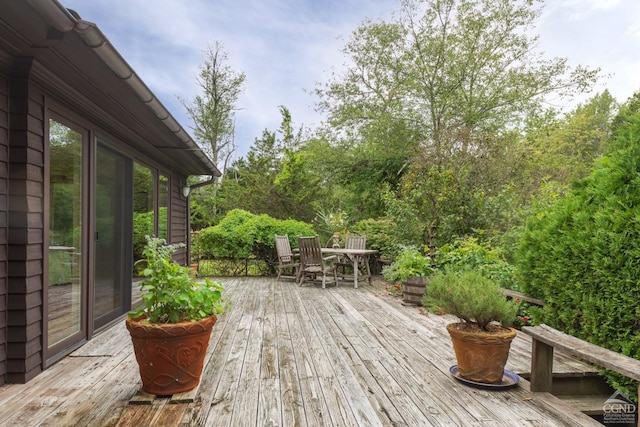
[423,269,518,384]
[126,236,230,395]
[382,247,434,304]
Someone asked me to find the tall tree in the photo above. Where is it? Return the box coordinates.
[180,41,246,175]
[523,91,617,191]
[217,107,324,222]
[316,0,600,245]
[319,0,598,146]
[180,42,246,228]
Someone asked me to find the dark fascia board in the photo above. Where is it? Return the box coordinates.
[23,0,221,178]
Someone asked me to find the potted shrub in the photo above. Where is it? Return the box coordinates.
[126,236,230,395]
[382,247,434,304]
[423,269,519,384]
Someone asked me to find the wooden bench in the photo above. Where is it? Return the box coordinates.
[521,324,640,407]
[500,288,545,306]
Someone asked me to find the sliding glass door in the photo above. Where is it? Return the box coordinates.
[93,143,132,329]
[47,118,134,363]
[47,118,86,354]
[46,112,169,364]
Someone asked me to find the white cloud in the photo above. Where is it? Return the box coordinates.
[63,0,398,156]
[62,0,640,158]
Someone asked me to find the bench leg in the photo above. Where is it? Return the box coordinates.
[530,339,554,392]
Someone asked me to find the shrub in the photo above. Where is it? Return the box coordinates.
[197,209,315,273]
[352,217,403,259]
[199,209,255,259]
[382,246,433,284]
[517,109,640,400]
[436,236,519,291]
[423,269,519,331]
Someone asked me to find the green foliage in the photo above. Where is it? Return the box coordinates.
[129,236,229,323]
[133,163,154,214]
[330,131,411,222]
[352,217,401,259]
[436,237,519,291]
[512,302,537,328]
[133,211,154,265]
[382,247,434,284]
[178,43,246,225]
[180,42,246,169]
[217,108,325,223]
[195,258,270,277]
[132,207,169,262]
[423,270,519,331]
[189,183,219,230]
[315,209,349,236]
[523,91,616,195]
[48,249,73,285]
[312,0,599,247]
[199,209,256,259]
[198,209,315,273]
[517,110,640,399]
[380,185,426,247]
[610,90,640,136]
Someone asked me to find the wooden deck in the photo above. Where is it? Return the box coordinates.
[0,277,604,426]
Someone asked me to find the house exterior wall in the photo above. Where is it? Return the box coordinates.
[0,0,217,384]
[0,71,8,386]
[7,59,45,383]
[171,182,189,265]
[0,61,196,383]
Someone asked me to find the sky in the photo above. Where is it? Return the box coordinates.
[59,0,640,160]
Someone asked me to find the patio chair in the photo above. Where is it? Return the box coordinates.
[296,235,338,288]
[337,235,367,278]
[275,234,299,281]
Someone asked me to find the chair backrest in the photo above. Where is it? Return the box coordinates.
[345,235,366,250]
[296,236,323,266]
[275,234,294,262]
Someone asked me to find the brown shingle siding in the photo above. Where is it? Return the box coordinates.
[0,69,8,386]
[7,306,41,326]
[6,351,41,383]
[7,62,45,383]
[7,276,40,296]
[6,336,40,360]
[169,179,189,264]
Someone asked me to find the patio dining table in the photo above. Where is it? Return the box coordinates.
[321,247,377,288]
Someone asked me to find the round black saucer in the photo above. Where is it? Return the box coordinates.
[449,365,519,389]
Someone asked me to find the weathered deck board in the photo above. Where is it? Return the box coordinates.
[0,277,604,426]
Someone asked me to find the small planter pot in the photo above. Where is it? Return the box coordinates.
[446,322,516,384]
[190,263,199,277]
[126,315,217,395]
[402,276,428,305]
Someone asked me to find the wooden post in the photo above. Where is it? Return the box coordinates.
[428,224,437,268]
[530,338,554,392]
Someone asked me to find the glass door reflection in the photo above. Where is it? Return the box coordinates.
[93,143,131,329]
[47,119,84,349]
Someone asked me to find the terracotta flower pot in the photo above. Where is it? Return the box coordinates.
[446,322,516,384]
[126,315,217,395]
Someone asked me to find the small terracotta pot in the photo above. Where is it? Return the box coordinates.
[190,264,199,278]
[446,322,516,384]
[126,315,217,395]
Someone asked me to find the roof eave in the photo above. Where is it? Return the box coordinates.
[26,0,221,178]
